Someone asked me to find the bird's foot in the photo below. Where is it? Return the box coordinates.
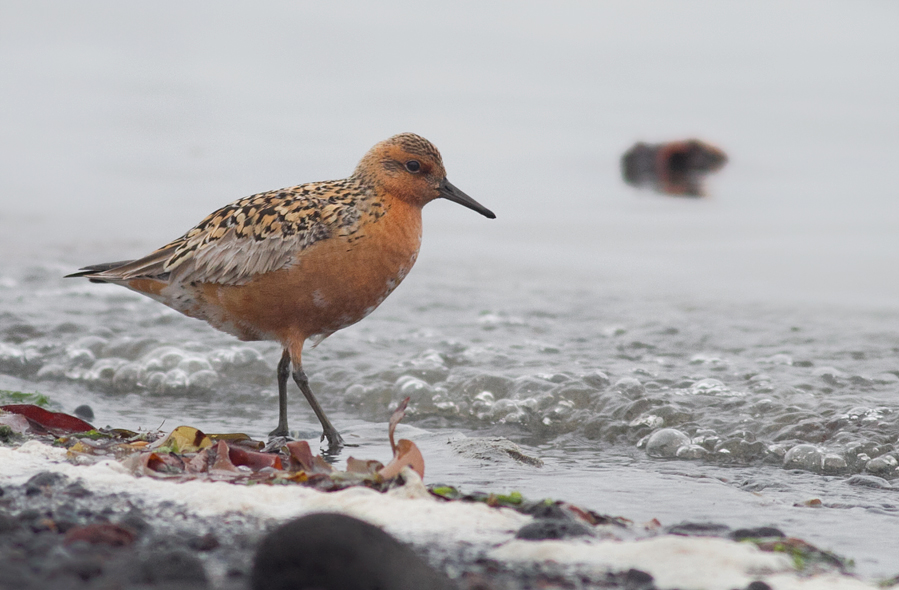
[269,424,291,438]
[321,429,356,449]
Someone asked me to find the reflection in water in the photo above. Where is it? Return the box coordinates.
[621,140,728,197]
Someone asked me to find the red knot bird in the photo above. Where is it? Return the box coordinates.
[67,133,495,448]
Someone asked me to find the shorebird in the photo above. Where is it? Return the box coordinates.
[67,133,495,448]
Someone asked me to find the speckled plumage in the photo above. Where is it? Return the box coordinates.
[68,133,495,447]
[99,174,383,287]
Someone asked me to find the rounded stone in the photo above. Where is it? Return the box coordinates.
[252,513,452,590]
[136,551,207,585]
[515,519,595,540]
[731,527,785,540]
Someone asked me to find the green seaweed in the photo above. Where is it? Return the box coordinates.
[76,430,112,440]
[429,485,462,500]
[0,389,51,407]
[428,485,527,510]
[0,424,20,443]
[743,538,852,574]
[155,440,180,454]
[491,491,524,507]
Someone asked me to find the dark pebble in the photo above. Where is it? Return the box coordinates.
[118,507,151,536]
[0,562,36,590]
[64,482,91,498]
[252,512,453,590]
[515,519,595,540]
[187,532,220,552]
[666,521,731,537]
[54,519,79,534]
[624,568,655,590]
[135,550,209,587]
[731,527,785,541]
[519,501,570,520]
[52,555,104,583]
[747,581,772,590]
[25,471,69,496]
[17,509,43,526]
[0,511,19,534]
[73,405,94,420]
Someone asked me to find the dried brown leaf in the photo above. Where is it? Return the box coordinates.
[285,440,332,474]
[209,432,264,451]
[145,452,186,476]
[346,457,385,475]
[377,439,425,480]
[210,440,239,473]
[228,444,282,471]
[185,448,211,473]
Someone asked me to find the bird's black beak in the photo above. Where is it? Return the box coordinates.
[439,179,496,219]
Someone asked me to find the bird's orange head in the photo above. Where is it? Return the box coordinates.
[353,133,495,219]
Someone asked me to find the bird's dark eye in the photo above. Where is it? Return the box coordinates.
[405,160,421,173]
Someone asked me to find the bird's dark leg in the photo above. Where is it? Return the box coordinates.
[292,367,345,448]
[268,349,292,437]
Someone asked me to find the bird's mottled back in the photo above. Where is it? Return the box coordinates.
[161,178,384,284]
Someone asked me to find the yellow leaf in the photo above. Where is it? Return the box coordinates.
[157,426,213,454]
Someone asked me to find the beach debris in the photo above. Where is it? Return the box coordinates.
[0,403,862,583]
[2,403,629,532]
[1,401,425,492]
[621,139,728,196]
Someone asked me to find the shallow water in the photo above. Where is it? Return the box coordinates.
[2,0,899,580]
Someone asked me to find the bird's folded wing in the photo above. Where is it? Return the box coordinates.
[82,184,362,286]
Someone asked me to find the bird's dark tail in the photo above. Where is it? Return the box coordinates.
[65,260,135,283]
